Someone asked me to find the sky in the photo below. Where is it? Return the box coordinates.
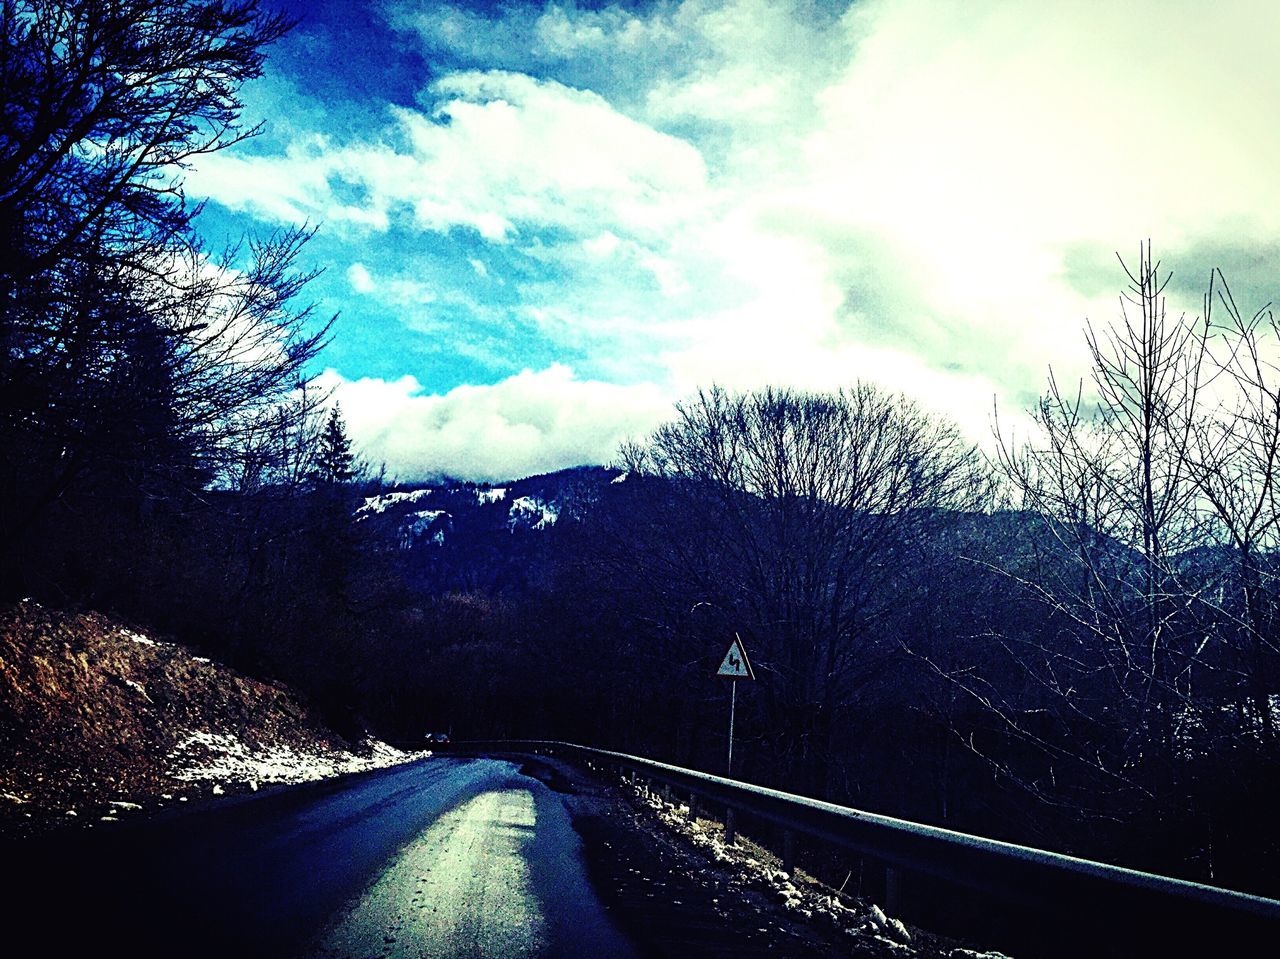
[187,0,1280,481]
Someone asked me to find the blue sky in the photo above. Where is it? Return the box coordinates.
[188,0,1280,480]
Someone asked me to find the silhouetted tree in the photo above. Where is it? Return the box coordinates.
[312,405,356,488]
[0,1,329,596]
[614,384,992,794]
[980,244,1280,882]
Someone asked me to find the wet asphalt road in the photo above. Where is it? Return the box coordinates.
[4,757,639,958]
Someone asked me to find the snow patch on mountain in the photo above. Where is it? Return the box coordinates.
[476,487,508,504]
[507,496,559,531]
[358,488,432,516]
[399,509,449,549]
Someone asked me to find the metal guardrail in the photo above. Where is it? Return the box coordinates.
[454,739,1280,955]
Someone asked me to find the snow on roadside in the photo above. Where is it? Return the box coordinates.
[631,785,1011,959]
[170,730,418,791]
[119,628,160,647]
[1,600,429,838]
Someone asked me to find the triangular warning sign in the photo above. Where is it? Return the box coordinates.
[716,634,755,680]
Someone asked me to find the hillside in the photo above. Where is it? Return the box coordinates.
[0,600,415,837]
[360,465,622,593]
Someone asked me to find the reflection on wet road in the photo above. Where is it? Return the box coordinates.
[312,771,637,959]
[7,757,638,959]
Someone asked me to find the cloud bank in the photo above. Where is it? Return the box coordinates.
[189,0,1280,479]
[317,365,671,482]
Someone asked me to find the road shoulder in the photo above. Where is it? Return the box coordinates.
[517,755,1008,959]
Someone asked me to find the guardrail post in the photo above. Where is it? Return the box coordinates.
[782,829,796,875]
[725,807,737,845]
[688,793,699,822]
[884,866,902,915]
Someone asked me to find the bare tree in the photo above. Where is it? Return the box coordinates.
[996,245,1212,743]
[1187,273,1280,744]
[617,383,990,794]
[977,244,1280,868]
[0,1,330,588]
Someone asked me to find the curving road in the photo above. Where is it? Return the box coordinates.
[6,757,639,958]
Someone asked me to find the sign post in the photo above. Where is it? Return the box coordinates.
[716,633,755,776]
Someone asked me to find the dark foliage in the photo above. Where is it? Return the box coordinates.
[3,1,1277,908]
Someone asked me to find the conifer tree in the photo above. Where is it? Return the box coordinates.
[313,405,355,488]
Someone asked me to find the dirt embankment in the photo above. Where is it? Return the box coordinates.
[0,600,412,837]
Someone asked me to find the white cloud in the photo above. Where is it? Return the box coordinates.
[191,134,402,231]
[193,71,707,246]
[583,232,621,259]
[194,0,1280,477]
[395,71,708,241]
[641,0,1280,423]
[382,0,693,103]
[346,263,375,293]
[317,365,673,481]
[788,0,1280,384]
[345,261,436,306]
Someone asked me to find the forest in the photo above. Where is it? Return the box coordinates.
[3,0,1279,902]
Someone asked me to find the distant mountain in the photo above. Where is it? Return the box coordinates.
[360,467,1247,606]
[357,466,624,594]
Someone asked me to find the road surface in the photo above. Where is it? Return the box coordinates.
[5,757,640,958]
